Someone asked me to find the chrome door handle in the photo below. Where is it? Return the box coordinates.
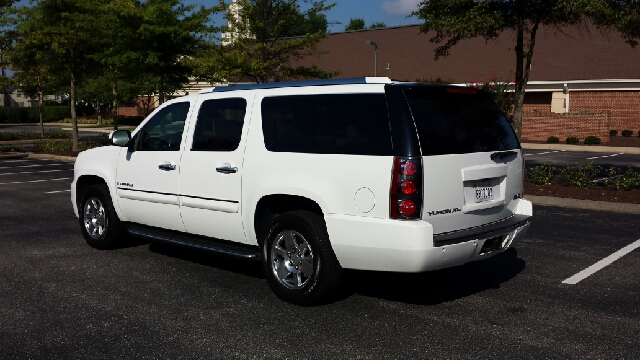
[158,163,176,171]
[216,166,238,174]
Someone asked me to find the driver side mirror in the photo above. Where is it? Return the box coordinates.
[109,130,131,147]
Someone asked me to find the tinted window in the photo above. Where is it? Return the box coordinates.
[262,94,392,155]
[192,98,247,151]
[403,87,519,156]
[137,102,190,151]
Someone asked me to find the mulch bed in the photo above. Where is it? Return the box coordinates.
[524,136,640,148]
[524,181,640,204]
[607,136,640,148]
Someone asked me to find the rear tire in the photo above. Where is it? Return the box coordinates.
[262,210,342,305]
[79,184,125,249]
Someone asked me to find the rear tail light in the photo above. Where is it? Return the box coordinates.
[390,157,422,219]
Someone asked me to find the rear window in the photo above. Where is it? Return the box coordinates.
[261,93,392,156]
[403,87,519,156]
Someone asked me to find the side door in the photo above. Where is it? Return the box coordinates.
[178,94,253,243]
[115,101,192,232]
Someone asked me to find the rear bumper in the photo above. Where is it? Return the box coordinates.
[325,199,532,272]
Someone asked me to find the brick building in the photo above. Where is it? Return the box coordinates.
[294,23,640,143]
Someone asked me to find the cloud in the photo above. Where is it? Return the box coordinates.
[381,0,422,15]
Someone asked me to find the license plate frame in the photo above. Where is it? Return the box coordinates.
[473,181,494,203]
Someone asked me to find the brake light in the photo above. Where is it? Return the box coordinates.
[390,157,422,219]
[399,200,416,216]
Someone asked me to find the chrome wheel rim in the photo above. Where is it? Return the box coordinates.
[83,197,107,240]
[270,230,314,289]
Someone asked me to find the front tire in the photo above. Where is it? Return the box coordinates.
[79,184,125,249]
[262,211,342,305]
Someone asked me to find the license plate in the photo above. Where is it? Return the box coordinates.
[474,181,493,203]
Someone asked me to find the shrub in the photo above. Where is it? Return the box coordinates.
[547,136,560,144]
[610,129,618,137]
[621,130,633,137]
[32,139,73,152]
[565,136,579,144]
[605,167,640,190]
[558,162,601,187]
[0,106,71,123]
[584,136,601,145]
[526,161,557,185]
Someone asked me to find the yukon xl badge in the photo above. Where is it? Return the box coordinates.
[427,208,462,216]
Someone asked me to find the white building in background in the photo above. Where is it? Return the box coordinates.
[1,88,67,108]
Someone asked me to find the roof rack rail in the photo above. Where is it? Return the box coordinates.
[200,77,392,93]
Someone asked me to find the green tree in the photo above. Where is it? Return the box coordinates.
[414,0,591,139]
[369,21,386,29]
[345,17,365,31]
[0,1,16,107]
[589,0,640,47]
[195,0,337,84]
[8,4,57,136]
[136,0,219,105]
[10,0,105,151]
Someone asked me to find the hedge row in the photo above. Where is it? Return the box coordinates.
[0,107,71,123]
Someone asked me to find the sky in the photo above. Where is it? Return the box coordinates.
[187,0,423,31]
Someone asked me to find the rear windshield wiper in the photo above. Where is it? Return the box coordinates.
[490,150,518,161]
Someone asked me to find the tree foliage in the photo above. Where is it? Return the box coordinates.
[345,17,365,31]
[414,0,640,139]
[194,0,337,84]
[369,21,386,29]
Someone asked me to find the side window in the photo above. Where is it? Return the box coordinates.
[261,94,392,156]
[137,102,190,151]
[191,98,247,151]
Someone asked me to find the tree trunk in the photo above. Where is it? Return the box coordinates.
[158,75,164,105]
[38,90,44,137]
[70,50,79,152]
[112,82,118,130]
[512,21,525,140]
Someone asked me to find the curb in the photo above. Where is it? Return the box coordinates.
[526,195,640,214]
[521,143,640,154]
[0,152,29,159]
[27,153,76,162]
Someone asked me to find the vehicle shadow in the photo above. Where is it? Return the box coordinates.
[147,242,264,279]
[332,248,525,306]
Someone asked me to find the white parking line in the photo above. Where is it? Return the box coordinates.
[586,153,624,160]
[0,177,71,185]
[0,168,73,176]
[0,163,66,169]
[45,189,71,194]
[524,150,565,157]
[562,239,640,285]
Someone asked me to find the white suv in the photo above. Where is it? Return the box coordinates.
[72,77,532,304]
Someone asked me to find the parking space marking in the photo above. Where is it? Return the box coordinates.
[0,177,71,186]
[0,168,73,176]
[0,159,30,163]
[524,150,565,157]
[586,153,624,160]
[562,239,640,285]
[0,163,66,169]
[45,190,71,194]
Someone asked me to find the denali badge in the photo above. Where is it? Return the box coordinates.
[427,208,461,216]
[117,182,133,188]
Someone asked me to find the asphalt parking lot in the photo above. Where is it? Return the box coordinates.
[523,149,640,170]
[1,157,639,359]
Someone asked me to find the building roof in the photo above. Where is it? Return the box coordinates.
[296,23,640,83]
